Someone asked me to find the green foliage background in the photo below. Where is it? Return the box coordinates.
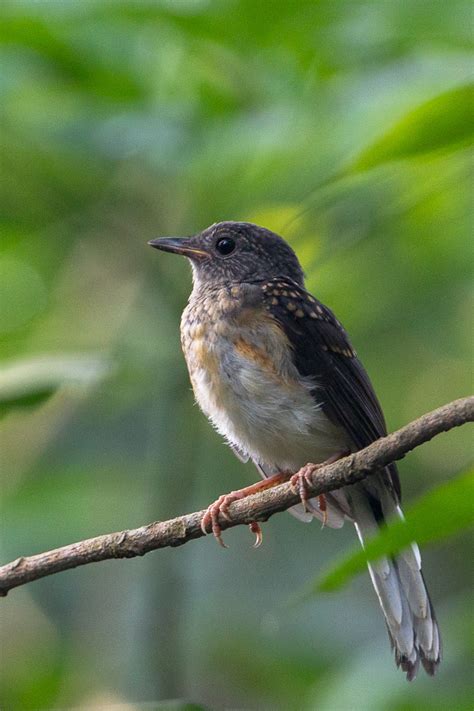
[0,1,472,709]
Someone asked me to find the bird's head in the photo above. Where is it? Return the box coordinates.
[148,221,304,288]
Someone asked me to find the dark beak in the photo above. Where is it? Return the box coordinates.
[148,237,208,260]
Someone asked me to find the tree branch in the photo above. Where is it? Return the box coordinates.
[1,396,473,597]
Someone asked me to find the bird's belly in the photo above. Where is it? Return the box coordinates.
[185,330,345,470]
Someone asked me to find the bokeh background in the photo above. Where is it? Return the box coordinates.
[1,1,473,709]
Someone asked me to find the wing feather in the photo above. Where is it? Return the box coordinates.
[260,277,401,500]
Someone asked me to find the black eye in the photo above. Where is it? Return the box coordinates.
[215,237,236,255]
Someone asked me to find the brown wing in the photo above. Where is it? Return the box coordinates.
[260,277,401,501]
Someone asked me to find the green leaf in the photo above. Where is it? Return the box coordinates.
[351,84,474,171]
[317,469,474,592]
[151,703,210,711]
[0,354,113,416]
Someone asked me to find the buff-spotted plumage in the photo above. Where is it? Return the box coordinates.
[149,221,441,680]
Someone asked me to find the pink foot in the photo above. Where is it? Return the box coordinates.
[200,473,289,547]
[290,451,349,523]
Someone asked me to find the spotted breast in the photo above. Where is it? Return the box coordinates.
[180,281,347,471]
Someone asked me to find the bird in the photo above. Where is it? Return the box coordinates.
[148,220,441,680]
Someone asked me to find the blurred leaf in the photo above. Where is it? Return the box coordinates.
[351,84,474,171]
[152,703,209,711]
[0,14,146,102]
[0,257,47,334]
[0,354,113,415]
[317,469,474,592]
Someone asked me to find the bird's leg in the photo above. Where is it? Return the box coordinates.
[318,494,328,528]
[200,472,290,548]
[289,450,349,522]
[201,451,349,546]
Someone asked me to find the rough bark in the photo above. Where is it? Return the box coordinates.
[0,396,472,597]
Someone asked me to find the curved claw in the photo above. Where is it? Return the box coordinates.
[289,466,329,526]
[290,464,319,512]
[200,474,291,548]
[201,493,269,548]
[249,521,263,548]
[290,453,347,524]
[201,494,229,547]
[214,530,228,549]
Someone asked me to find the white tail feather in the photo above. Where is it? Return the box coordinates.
[256,457,441,679]
[347,482,441,680]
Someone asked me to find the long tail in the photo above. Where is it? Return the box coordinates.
[347,480,441,681]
